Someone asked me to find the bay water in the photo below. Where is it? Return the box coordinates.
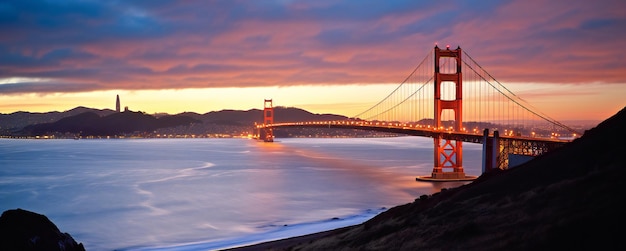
[0,137,482,250]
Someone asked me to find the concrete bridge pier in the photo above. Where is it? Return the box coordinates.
[482,129,500,173]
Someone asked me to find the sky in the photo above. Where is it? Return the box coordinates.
[1,0,625,121]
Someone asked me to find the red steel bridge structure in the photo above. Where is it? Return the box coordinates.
[257,45,580,181]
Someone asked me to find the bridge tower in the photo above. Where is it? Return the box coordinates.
[431,45,466,180]
[263,99,274,142]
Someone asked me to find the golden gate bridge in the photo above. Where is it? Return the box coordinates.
[257,45,581,181]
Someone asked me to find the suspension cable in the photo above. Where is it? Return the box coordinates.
[462,52,581,135]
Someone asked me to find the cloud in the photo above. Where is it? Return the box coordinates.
[0,81,104,94]
[0,0,625,95]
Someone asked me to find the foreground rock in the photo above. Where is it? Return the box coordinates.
[232,106,626,250]
[0,209,85,251]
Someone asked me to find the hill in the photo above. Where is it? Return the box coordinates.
[196,107,347,126]
[19,111,200,137]
[232,106,626,250]
[1,106,352,137]
[154,107,354,137]
[0,107,115,133]
[0,106,347,135]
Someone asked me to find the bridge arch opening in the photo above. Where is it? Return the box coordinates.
[440,81,457,101]
[438,57,459,74]
[439,109,457,129]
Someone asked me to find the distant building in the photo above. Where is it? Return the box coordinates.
[116,95,121,113]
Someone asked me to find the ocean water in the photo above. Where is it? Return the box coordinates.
[0,137,482,250]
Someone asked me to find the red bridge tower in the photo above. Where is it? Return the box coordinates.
[263,99,274,142]
[429,45,469,180]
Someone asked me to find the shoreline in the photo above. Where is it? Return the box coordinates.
[132,207,390,251]
[223,225,355,251]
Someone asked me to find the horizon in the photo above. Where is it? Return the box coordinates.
[1,103,606,125]
[1,1,625,121]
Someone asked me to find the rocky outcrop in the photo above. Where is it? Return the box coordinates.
[0,209,85,251]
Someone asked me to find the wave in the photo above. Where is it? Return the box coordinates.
[190,162,216,171]
[119,207,387,251]
[205,150,251,154]
[140,162,216,184]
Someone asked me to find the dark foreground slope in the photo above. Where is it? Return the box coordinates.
[232,107,626,251]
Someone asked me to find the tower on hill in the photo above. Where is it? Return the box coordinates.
[116,95,120,112]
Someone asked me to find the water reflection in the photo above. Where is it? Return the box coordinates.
[251,137,480,205]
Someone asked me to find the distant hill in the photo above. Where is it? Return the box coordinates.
[157,107,351,137]
[1,106,350,137]
[19,111,200,136]
[234,106,626,250]
[197,107,347,126]
[0,107,115,132]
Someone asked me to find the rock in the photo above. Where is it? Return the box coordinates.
[0,208,85,251]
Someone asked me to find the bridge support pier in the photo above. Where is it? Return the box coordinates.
[482,129,500,173]
[431,137,466,179]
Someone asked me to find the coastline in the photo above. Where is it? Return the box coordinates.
[223,226,354,251]
[121,207,390,251]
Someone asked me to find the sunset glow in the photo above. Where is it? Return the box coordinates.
[1,0,625,121]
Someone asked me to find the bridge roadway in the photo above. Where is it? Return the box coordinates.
[260,120,570,157]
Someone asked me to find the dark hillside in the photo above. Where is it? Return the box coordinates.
[233,106,626,251]
[272,107,347,123]
[0,107,115,132]
[2,106,352,137]
[20,111,200,136]
[200,107,347,125]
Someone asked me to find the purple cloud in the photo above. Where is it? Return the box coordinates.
[1,0,625,95]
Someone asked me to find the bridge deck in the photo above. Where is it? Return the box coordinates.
[260,121,570,145]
